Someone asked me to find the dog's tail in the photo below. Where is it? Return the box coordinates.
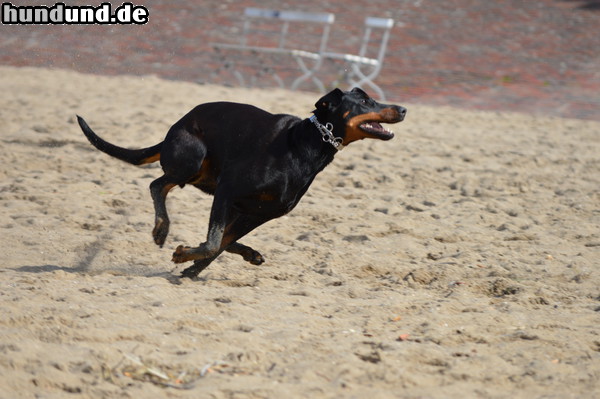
[77,115,162,166]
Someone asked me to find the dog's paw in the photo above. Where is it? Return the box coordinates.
[180,267,200,279]
[180,260,210,279]
[172,245,191,263]
[245,251,265,265]
[152,218,169,247]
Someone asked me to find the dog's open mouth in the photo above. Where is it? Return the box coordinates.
[359,121,395,140]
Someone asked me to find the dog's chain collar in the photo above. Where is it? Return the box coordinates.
[309,115,344,151]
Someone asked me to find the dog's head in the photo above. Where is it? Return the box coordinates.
[313,87,407,146]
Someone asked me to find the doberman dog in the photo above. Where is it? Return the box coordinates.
[77,87,406,278]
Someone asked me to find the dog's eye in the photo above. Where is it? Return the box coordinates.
[360,99,367,104]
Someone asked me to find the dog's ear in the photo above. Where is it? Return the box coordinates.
[314,88,344,111]
[351,87,368,97]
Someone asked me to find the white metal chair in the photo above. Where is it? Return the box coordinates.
[211,8,335,92]
[323,17,395,100]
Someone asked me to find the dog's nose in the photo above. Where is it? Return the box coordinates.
[397,106,407,120]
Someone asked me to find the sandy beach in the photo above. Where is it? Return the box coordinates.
[1,66,599,398]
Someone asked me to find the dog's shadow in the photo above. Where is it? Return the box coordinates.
[15,264,74,274]
[12,264,184,285]
[11,231,186,284]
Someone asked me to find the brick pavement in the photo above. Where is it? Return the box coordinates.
[1,0,598,120]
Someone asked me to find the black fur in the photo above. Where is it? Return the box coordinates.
[77,88,406,278]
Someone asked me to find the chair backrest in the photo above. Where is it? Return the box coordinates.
[241,8,335,53]
[358,17,394,63]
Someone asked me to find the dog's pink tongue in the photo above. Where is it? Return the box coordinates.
[372,122,384,130]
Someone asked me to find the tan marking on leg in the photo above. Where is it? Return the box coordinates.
[140,153,161,164]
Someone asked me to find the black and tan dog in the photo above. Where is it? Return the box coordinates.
[77,88,406,278]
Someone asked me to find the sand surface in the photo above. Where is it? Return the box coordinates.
[1,66,599,398]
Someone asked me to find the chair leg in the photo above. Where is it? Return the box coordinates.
[290,55,325,92]
[348,63,386,100]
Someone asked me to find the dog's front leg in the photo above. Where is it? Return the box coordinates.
[226,242,265,265]
[179,213,271,278]
[171,192,233,264]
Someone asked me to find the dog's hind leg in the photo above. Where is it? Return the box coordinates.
[150,175,177,247]
[152,129,208,247]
